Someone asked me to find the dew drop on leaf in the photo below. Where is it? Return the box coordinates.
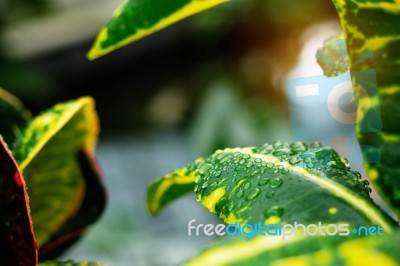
[258,178,269,186]
[245,188,261,201]
[264,206,284,218]
[199,163,213,175]
[236,189,244,198]
[265,190,276,199]
[269,178,283,188]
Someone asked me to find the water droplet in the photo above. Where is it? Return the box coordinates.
[239,159,246,165]
[236,189,244,198]
[310,142,322,149]
[265,190,276,199]
[216,153,229,160]
[264,206,284,218]
[244,183,251,189]
[214,170,222,177]
[243,154,250,159]
[258,178,269,186]
[289,157,299,164]
[307,163,314,168]
[269,178,283,188]
[273,148,290,157]
[246,188,261,201]
[290,142,307,152]
[201,182,209,188]
[227,201,235,211]
[251,170,259,176]
[266,163,274,168]
[199,163,213,175]
[273,141,283,149]
[246,162,253,168]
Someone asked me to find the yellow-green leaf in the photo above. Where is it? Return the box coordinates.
[147,165,199,216]
[148,142,396,231]
[185,230,400,266]
[332,0,400,219]
[39,261,102,266]
[87,0,227,60]
[12,97,100,247]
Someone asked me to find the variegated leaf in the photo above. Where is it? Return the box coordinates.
[88,0,227,59]
[185,229,400,266]
[148,142,396,232]
[12,97,100,247]
[332,0,400,219]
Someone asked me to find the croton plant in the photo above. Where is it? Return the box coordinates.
[2,0,400,265]
[0,89,106,265]
[88,0,400,265]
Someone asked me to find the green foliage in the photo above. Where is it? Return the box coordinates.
[184,229,400,266]
[39,262,103,266]
[331,0,400,220]
[0,89,105,265]
[88,0,227,59]
[148,141,396,229]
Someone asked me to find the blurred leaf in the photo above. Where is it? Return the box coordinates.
[148,141,396,231]
[185,229,400,266]
[88,0,228,59]
[190,81,289,157]
[0,138,37,266]
[332,0,400,219]
[0,88,31,145]
[316,34,349,77]
[0,57,56,106]
[12,97,100,247]
[39,261,102,266]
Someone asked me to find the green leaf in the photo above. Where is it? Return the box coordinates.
[147,165,199,216]
[12,97,100,247]
[87,0,228,60]
[0,138,37,266]
[39,261,102,266]
[38,150,106,260]
[184,229,400,266]
[148,142,396,231]
[332,0,400,218]
[0,88,31,145]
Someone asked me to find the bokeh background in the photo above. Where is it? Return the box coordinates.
[0,0,350,265]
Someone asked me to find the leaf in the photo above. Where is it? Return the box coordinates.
[87,0,228,60]
[12,97,100,248]
[39,261,102,266]
[0,138,37,266]
[316,34,349,77]
[332,0,400,218]
[184,229,400,266]
[0,88,31,145]
[147,165,199,216]
[39,150,106,260]
[148,141,396,231]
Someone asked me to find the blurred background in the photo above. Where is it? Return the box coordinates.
[0,0,344,265]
